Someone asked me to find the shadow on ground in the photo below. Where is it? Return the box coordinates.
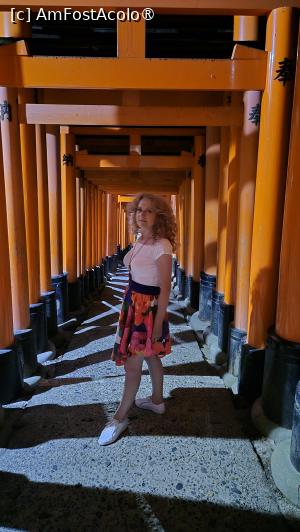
[0,470,292,532]
[4,387,249,449]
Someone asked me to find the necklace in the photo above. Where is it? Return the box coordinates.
[128,237,152,273]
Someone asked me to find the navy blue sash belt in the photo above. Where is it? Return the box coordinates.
[129,278,160,296]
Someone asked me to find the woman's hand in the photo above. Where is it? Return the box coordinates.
[152,321,163,343]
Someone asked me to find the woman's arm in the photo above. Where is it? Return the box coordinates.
[152,254,172,341]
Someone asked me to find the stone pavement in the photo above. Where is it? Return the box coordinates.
[0,268,300,532]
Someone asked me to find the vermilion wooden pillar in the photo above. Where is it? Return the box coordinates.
[0,86,38,382]
[80,177,90,298]
[175,193,180,281]
[93,184,101,287]
[184,176,191,287]
[234,93,261,333]
[91,184,96,267]
[0,107,24,402]
[80,177,86,275]
[218,119,241,353]
[76,173,81,278]
[106,193,113,257]
[61,131,81,310]
[224,126,240,307]
[112,195,118,256]
[0,11,31,38]
[187,135,205,310]
[85,181,96,293]
[239,7,298,408]
[94,186,99,265]
[116,200,121,248]
[248,7,297,350]
[19,89,40,305]
[46,125,63,276]
[46,125,66,324]
[35,124,52,294]
[97,189,103,263]
[120,203,124,249]
[233,16,259,41]
[262,21,300,430]
[33,123,53,351]
[85,181,92,270]
[225,15,262,391]
[124,207,129,248]
[198,127,220,325]
[102,192,107,260]
[97,188,104,284]
[210,126,229,337]
[61,132,77,281]
[227,91,260,379]
[0,129,14,349]
[176,180,186,297]
[0,87,30,331]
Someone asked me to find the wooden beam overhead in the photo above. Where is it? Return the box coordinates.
[38,89,224,106]
[76,153,193,170]
[1,1,299,15]
[0,56,266,91]
[89,184,180,194]
[70,126,204,136]
[84,168,184,193]
[19,104,244,126]
[84,169,185,180]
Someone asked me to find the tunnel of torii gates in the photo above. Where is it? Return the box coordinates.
[0,0,300,494]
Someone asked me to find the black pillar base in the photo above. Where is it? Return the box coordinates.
[177,267,186,296]
[175,264,180,289]
[88,268,96,293]
[227,326,247,378]
[99,264,104,284]
[0,343,23,404]
[184,274,192,300]
[41,290,57,338]
[15,328,37,378]
[114,253,119,270]
[211,290,224,337]
[218,301,234,352]
[107,255,113,272]
[78,275,85,303]
[291,381,300,472]
[103,257,108,276]
[68,278,82,312]
[117,244,121,259]
[199,271,216,321]
[51,272,69,324]
[29,302,48,354]
[189,277,200,310]
[262,330,300,429]
[94,265,101,289]
[83,272,90,298]
[239,343,265,404]
[172,257,177,278]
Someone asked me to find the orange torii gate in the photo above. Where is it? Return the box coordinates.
[0,2,300,503]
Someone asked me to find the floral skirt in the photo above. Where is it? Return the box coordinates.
[111,278,171,366]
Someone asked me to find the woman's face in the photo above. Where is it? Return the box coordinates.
[135,198,156,232]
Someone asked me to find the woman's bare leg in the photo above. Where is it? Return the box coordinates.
[145,355,164,404]
[114,355,144,422]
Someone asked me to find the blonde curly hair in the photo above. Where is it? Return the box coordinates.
[127,193,177,251]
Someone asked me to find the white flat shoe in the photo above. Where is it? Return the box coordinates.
[135,396,166,414]
[98,418,129,445]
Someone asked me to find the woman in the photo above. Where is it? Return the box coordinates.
[98,193,176,445]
